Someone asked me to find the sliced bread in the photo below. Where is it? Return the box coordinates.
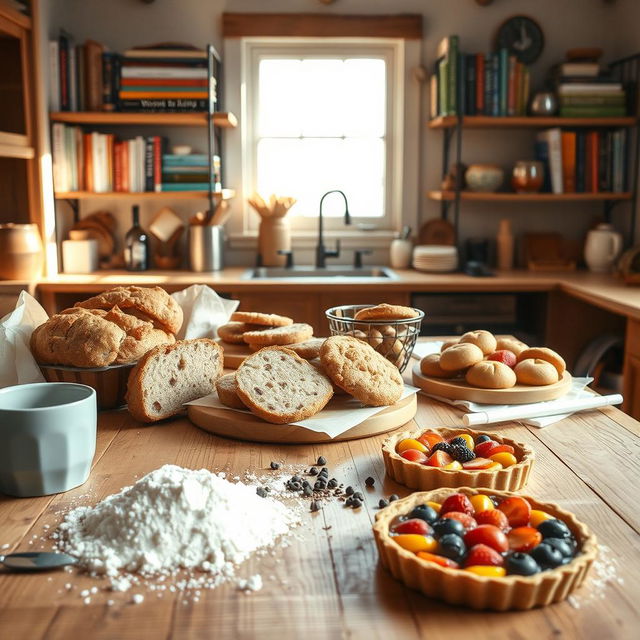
[235,346,333,424]
[216,373,246,409]
[126,338,223,423]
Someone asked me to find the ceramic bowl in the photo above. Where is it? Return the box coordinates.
[465,164,504,193]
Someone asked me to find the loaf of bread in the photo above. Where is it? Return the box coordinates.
[30,308,126,368]
[235,346,334,423]
[74,285,183,334]
[126,338,223,423]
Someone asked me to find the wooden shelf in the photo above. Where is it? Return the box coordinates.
[0,131,33,159]
[0,4,31,30]
[49,111,238,128]
[54,188,236,200]
[428,115,637,129]
[428,190,633,202]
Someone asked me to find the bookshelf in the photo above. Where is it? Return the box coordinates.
[428,191,633,202]
[55,189,235,200]
[50,111,238,128]
[428,116,638,129]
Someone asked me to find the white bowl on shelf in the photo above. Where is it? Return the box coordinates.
[412,244,458,272]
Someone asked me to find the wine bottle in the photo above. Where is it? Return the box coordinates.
[124,205,149,271]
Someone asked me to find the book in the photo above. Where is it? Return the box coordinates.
[534,140,551,193]
[499,49,508,117]
[429,71,438,120]
[560,95,626,105]
[120,66,208,79]
[576,131,586,193]
[558,83,624,94]
[160,182,210,191]
[84,40,105,111]
[120,77,208,87]
[162,154,209,166]
[68,43,77,111]
[119,91,208,99]
[475,54,484,114]
[586,131,599,193]
[123,48,207,59]
[59,32,70,111]
[465,54,476,115]
[48,40,60,111]
[537,128,563,194]
[507,56,517,116]
[144,137,154,192]
[438,57,448,116]
[598,131,612,191]
[559,106,627,117]
[161,173,210,183]
[555,62,600,77]
[484,54,493,116]
[102,52,117,112]
[118,98,207,111]
[561,131,576,193]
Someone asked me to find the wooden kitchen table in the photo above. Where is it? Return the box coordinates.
[0,386,638,639]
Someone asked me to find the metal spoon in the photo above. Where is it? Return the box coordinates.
[0,552,77,572]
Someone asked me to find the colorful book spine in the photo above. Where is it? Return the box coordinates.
[575,131,586,193]
[160,182,210,191]
[499,49,508,117]
[586,130,599,193]
[534,140,551,193]
[561,131,576,193]
[507,55,517,116]
[475,54,484,114]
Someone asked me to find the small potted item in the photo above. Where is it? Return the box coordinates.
[512,161,544,193]
[465,164,504,193]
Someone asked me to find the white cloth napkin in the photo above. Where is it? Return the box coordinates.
[0,291,48,387]
[411,340,443,359]
[187,385,419,438]
[171,284,238,340]
[422,377,594,428]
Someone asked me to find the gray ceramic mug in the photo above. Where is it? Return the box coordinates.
[0,382,97,497]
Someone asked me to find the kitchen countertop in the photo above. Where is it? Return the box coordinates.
[0,370,638,638]
[21,267,640,321]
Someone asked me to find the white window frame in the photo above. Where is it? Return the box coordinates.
[223,36,421,250]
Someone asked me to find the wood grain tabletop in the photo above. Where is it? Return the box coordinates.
[0,379,638,639]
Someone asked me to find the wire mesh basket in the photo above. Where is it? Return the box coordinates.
[325,304,425,373]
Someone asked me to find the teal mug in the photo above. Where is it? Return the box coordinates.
[0,383,96,497]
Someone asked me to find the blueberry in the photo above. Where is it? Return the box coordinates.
[437,533,466,560]
[506,552,541,576]
[531,543,564,568]
[476,435,491,443]
[433,518,465,538]
[409,504,438,524]
[537,519,572,540]
[544,537,574,558]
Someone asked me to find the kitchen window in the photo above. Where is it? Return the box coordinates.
[240,38,405,234]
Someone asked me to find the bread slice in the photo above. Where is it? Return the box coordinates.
[126,338,223,423]
[216,373,246,409]
[235,346,333,424]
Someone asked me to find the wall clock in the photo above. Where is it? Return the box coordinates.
[494,15,544,64]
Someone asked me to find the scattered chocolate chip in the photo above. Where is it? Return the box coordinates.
[308,467,318,476]
[318,468,329,477]
[256,487,268,498]
[365,476,375,487]
[345,497,354,507]
[270,461,280,470]
[310,500,322,512]
[303,487,313,497]
[352,498,362,509]
[378,498,389,508]
[302,480,311,489]
[291,482,301,491]
[313,481,326,491]
[353,492,364,501]
[317,456,327,465]
[345,486,354,496]
[389,494,399,502]
[327,479,338,489]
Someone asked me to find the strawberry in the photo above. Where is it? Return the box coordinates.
[474,509,510,532]
[417,431,444,450]
[400,449,428,464]
[392,518,432,536]
[486,350,517,368]
[464,543,504,568]
[474,440,499,457]
[498,496,532,528]
[487,444,515,455]
[440,493,475,516]
[443,511,478,530]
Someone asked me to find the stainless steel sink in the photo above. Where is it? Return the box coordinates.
[243,266,398,280]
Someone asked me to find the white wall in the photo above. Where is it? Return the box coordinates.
[44,0,636,268]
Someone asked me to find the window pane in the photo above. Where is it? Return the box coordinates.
[342,59,386,137]
[258,59,303,137]
[257,137,384,218]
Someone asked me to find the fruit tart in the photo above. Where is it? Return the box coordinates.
[373,487,597,610]
[383,427,534,491]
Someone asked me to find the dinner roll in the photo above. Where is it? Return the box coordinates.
[439,343,484,372]
[465,360,517,389]
[517,347,566,376]
[420,353,454,378]
[459,330,497,355]
[515,358,559,386]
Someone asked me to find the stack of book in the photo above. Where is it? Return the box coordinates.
[553,61,627,117]
[431,36,531,118]
[161,154,220,192]
[535,127,628,194]
[51,123,169,193]
[119,45,212,113]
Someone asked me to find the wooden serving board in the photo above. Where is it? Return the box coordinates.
[217,340,252,369]
[412,363,573,404]
[187,393,417,444]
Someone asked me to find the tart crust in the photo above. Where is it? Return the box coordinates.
[382,427,534,491]
[373,487,598,611]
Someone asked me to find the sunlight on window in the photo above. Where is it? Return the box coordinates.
[256,57,386,217]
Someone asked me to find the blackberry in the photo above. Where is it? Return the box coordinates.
[450,444,475,463]
[432,442,453,455]
[449,436,467,447]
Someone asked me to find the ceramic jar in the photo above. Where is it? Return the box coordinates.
[584,223,623,273]
[0,223,43,280]
[465,164,504,193]
[258,216,291,266]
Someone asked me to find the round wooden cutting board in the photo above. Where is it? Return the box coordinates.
[216,340,252,369]
[412,363,572,404]
[187,393,417,444]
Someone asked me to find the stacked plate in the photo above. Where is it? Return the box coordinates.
[412,245,458,272]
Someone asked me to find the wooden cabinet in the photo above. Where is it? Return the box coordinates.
[623,319,640,418]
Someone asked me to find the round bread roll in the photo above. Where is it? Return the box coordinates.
[495,337,528,356]
[440,340,459,353]
[439,343,484,372]
[517,347,566,376]
[466,360,517,389]
[459,330,497,355]
[420,353,454,378]
[367,328,384,348]
[515,358,559,386]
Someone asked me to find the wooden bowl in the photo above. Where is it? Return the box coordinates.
[382,427,534,491]
[373,487,598,610]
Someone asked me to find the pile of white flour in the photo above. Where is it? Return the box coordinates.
[57,465,300,583]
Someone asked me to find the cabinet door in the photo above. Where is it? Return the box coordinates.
[233,292,321,332]
[623,353,640,419]
[317,292,410,335]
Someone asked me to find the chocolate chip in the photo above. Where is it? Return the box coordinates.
[378,498,389,508]
[389,494,399,502]
[351,498,362,509]
[310,500,322,512]
[290,482,301,491]
[317,456,327,465]
[345,486,354,496]
[353,492,364,501]
[318,468,329,477]
[365,476,375,487]
[256,487,268,498]
[345,497,354,507]
[302,480,311,489]
[308,467,318,476]
[327,479,338,489]
[270,462,280,470]
[314,481,326,491]
[303,487,313,497]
